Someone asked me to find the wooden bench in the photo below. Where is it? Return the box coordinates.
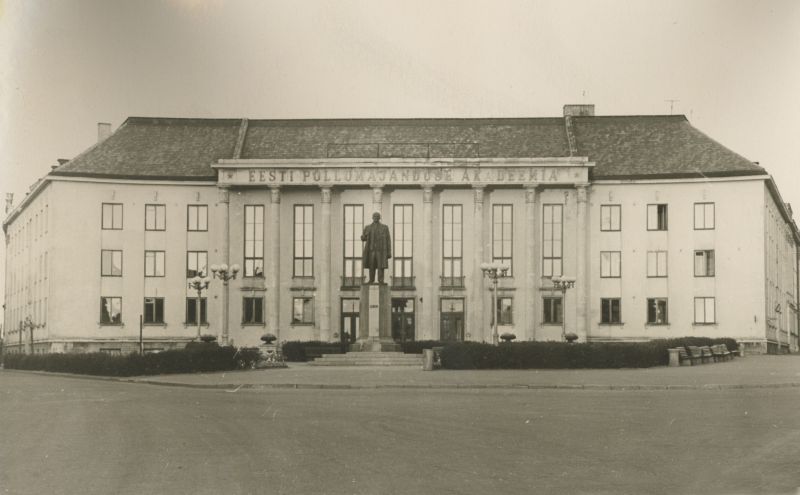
[712,344,731,362]
[677,347,693,366]
[700,346,714,364]
[687,346,704,365]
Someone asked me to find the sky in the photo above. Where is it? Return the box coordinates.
[1,0,799,327]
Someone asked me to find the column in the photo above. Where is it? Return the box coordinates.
[371,184,383,219]
[267,186,281,341]
[472,185,486,342]
[318,186,332,341]
[576,184,590,339]
[421,186,435,339]
[525,186,538,341]
[218,186,231,345]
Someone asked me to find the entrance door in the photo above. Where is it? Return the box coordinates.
[391,298,415,342]
[341,298,359,352]
[440,298,465,342]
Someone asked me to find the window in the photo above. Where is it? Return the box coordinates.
[145,204,166,231]
[101,250,123,277]
[647,298,668,324]
[343,205,366,286]
[393,205,413,286]
[442,205,463,287]
[292,297,314,324]
[243,297,264,324]
[542,204,562,277]
[493,204,513,274]
[294,205,313,277]
[601,298,621,324]
[694,297,715,324]
[244,205,264,277]
[186,251,208,278]
[186,297,207,325]
[143,297,165,324]
[187,205,208,231]
[646,251,667,277]
[102,203,123,230]
[647,204,668,231]
[144,251,165,277]
[600,251,621,278]
[496,297,513,325]
[694,203,715,230]
[543,297,563,324]
[694,250,715,277]
[600,205,621,231]
[100,297,122,324]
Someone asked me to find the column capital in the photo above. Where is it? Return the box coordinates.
[422,186,434,203]
[472,185,485,205]
[524,184,539,204]
[576,183,590,203]
[269,185,281,204]
[371,185,383,204]
[217,185,230,203]
[320,186,332,204]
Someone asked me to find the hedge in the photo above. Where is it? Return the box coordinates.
[440,337,738,369]
[281,341,344,362]
[400,340,450,354]
[3,345,262,376]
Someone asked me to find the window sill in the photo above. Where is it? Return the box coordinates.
[291,322,314,326]
[540,322,563,326]
[241,322,266,327]
[143,323,167,327]
[645,323,670,327]
[101,275,123,278]
[242,275,265,280]
[692,322,717,326]
[694,275,715,278]
[183,322,209,327]
[598,322,624,326]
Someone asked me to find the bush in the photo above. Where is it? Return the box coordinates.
[281,341,343,362]
[400,340,450,354]
[439,337,738,369]
[3,346,261,376]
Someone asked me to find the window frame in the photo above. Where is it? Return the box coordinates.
[600,251,621,278]
[600,298,621,324]
[600,204,621,232]
[343,204,366,285]
[187,204,208,232]
[143,297,165,324]
[244,205,265,278]
[647,204,668,231]
[442,204,464,286]
[495,296,513,325]
[100,296,122,325]
[646,298,668,325]
[100,249,123,277]
[542,204,563,278]
[242,296,264,325]
[185,297,208,325]
[144,250,166,278]
[393,204,414,284]
[293,205,314,278]
[292,297,314,325]
[542,296,563,324]
[101,203,123,230]
[492,204,514,275]
[186,251,208,278]
[694,297,716,324]
[646,251,668,278]
[694,249,715,277]
[694,202,715,230]
[144,204,166,231]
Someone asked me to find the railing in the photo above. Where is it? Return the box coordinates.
[391,276,416,289]
[440,275,465,288]
[341,276,364,289]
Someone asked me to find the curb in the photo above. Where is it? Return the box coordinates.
[4,369,800,392]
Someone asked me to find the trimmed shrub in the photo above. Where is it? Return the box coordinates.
[439,337,738,369]
[281,341,342,362]
[3,346,261,376]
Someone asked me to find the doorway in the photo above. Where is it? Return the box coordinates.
[391,298,415,342]
[440,298,465,342]
[340,298,359,352]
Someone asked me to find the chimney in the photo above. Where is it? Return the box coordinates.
[98,122,112,142]
[563,104,595,117]
[5,193,13,214]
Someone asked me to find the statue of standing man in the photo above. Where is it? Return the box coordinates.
[361,212,392,284]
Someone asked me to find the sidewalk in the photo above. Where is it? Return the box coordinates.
[126,354,800,391]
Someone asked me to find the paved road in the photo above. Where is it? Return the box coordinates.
[1,372,799,495]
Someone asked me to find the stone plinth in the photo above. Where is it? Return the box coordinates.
[350,283,399,352]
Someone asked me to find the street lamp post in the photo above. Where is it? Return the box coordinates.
[551,276,576,341]
[187,275,212,340]
[480,262,510,346]
[210,263,240,346]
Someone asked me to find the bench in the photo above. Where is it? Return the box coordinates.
[700,346,714,364]
[687,346,704,366]
[677,347,692,366]
[711,344,731,362]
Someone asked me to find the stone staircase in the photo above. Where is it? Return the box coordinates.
[309,352,423,367]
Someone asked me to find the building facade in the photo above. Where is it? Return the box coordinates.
[4,105,799,354]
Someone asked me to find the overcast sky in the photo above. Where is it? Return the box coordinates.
[1,0,799,326]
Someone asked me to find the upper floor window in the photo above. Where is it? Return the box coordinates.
[101,250,123,277]
[393,205,414,287]
[145,250,165,277]
[343,205,366,286]
[442,205,463,287]
[600,251,621,278]
[694,203,715,230]
[694,250,715,277]
[647,298,668,324]
[244,205,264,277]
[543,296,562,324]
[542,204,563,277]
[647,204,668,231]
[600,205,621,231]
[293,205,313,277]
[493,204,513,274]
[145,204,166,231]
[187,251,208,278]
[102,203,123,230]
[187,205,208,231]
[646,251,667,278]
[694,297,715,324]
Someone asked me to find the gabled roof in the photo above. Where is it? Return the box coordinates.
[50,113,766,180]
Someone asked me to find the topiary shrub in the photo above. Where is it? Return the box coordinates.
[261,333,277,344]
[500,333,516,343]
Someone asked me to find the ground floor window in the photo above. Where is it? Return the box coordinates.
[292,297,314,324]
[600,298,621,324]
[543,297,562,324]
[100,297,122,324]
[495,297,513,325]
[186,297,207,325]
[647,298,668,324]
[694,297,715,324]
[243,297,264,324]
[143,297,165,324]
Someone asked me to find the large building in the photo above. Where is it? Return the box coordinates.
[3,105,799,355]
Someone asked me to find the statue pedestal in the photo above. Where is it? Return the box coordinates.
[351,283,400,352]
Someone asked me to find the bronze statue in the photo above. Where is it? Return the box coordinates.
[361,212,392,284]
